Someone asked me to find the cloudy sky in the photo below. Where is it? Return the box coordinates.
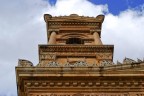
[0,0,144,95]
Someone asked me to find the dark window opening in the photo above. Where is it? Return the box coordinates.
[66,38,84,44]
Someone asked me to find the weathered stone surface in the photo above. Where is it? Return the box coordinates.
[16,14,144,96]
[18,59,33,67]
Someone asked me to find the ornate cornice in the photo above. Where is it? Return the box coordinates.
[16,68,144,95]
[47,22,100,26]
[39,45,114,53]
[17,62,144,73]
[16,60,144,96]
[44,14,105,23]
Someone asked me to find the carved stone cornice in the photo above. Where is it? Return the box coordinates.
[16,62,144,96]
[39,45,114,53]
[47,22,100,27]
[16,62,144,75]
[44,14,105,23]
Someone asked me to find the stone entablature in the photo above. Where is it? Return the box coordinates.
[44,14,104,23]
[16,62,144,96]
[37,45,114,65]
[39,45,113,52]
[44,14,104,43]
[18,58,144,70]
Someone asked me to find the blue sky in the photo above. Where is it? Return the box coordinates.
[49,0,144,15]
[89,0,144,15]
[0,0,144,95]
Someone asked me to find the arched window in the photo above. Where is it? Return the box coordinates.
[66,38,84,44]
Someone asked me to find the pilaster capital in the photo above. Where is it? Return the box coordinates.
[48,29,59,36]
[90,29,101,34]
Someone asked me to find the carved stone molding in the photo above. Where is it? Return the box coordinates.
[37,61,60,67]
[39,45,114,53]
[24,81,144,88]
[100,60,114,66]
[29,93,132,96]
[40,53,56,60]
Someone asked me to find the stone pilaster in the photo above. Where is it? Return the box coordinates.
[48,31,56,44]
[93,32,102,45]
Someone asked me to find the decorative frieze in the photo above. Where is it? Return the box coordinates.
[40,53,56,60]
[96,53,112,59]
[40,52,97,59]
[25,81,143,87]
[74,61,88,67]
[100,60,114,66]
[29,93,130,96]
[47,61,60,67]
[39,45,114,53]
[37,61,60,67]
[35,61,144,72]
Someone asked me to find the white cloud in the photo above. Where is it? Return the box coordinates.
[46,0,108,16]
[0,0,144,95]
[0,0,49,95]
[102,6,144,61]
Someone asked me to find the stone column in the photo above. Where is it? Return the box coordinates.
[93,32,102,45]
[48,31,56,44]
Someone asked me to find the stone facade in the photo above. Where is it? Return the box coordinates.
[16,14,144,96]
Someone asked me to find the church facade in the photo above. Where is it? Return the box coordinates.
[16,14,144,96]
